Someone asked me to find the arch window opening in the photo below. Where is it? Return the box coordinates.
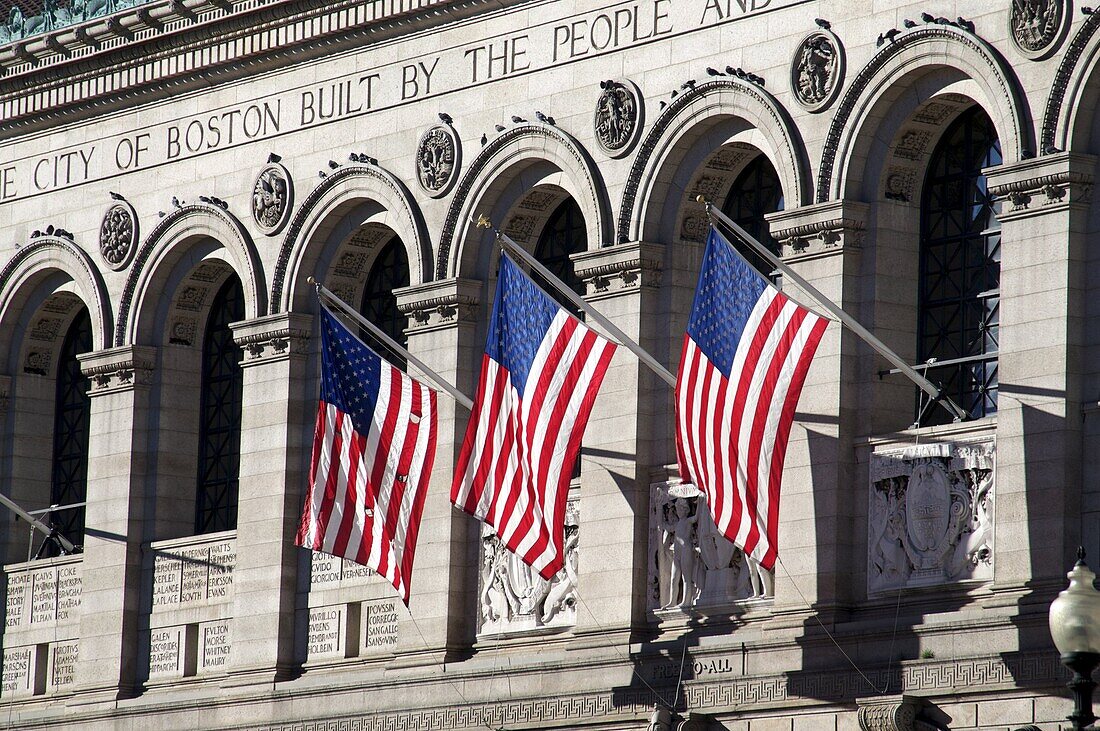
[720,154,785,278]
[195,277,245,535]
[45,309,92,557]
[917,106,1002,426]
[359,237,411,368]
[533,197,586,316]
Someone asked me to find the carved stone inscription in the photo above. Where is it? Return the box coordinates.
[5,563,81,630]
[30,568,57,624]
[868,440,994,594]
[55,565,80,621]
[649,481,772,611]
[148,627,183,678]
[151,539,235,610]
[1,646,34,697]
[364,599,399,651]
[479,500,578,635]
[309,551,374,590]
[48,641,78,691]
[200,620,231,671]
[5,572,30,628]
[307,606,356,659]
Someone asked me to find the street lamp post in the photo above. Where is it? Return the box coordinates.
[1049,548,1100,731]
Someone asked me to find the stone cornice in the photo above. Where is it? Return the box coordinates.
[0,0,495,131]
[986,152,1096,219]
[77,345,157,394]
[231,312,311,364]
[396,278,481,333]
[571,242,662,300]
[766,200,869,262]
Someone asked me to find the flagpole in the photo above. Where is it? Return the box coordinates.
[700,197,968,422]
[482,218,678,388]
[308,277,475,411]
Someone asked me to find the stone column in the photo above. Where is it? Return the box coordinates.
[225,313,311,685]
[985,153,1092,604]
[69,346,156,703]
[568,242,663,644]
[393,278,481,664]
[764,201,868,618]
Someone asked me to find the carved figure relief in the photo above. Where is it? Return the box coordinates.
[478,501,578,635]
[1010,0,1067,59]
[251,157,293,235]
[415,125,460,197]
[791,30,844,112]
[594,79,643,157]
[868,440,994,594]
[650,481,773,611]
[99,199,138,271]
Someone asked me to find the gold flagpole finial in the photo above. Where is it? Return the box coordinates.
[307,276,316,285]
[475,213,493,229]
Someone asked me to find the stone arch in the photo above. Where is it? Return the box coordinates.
[0,237,111,373]
[1041,12,1100,154]
[272,163,431,313]
[118,203,263,347]
[819,24,1031,203]
[436,124,611,279]
[617,78,810,245]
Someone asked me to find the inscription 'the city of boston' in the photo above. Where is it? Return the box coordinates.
[0,0,785,203]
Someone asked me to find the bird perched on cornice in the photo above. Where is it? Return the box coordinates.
[814,18,830,29]
[956,17,974,32]
[171,196,182,208]
[511,115,526,124]
[920,12,935,23]
[267,152,281,163]
[495,124,506,132]
[480,133,488,146]
[1085,7,1096,15]
[681,79,696,89]
[535,110,555,125]
[438,112,453,125]
[30,230,41,238]
[109,191,125,201]
[658,101,667,110]
[669,89,678,99]
[328,160,340,169]
[903,18,917,28]
[45,225,55,236]
[318,171,327,180]
[199,195,212,204]
[876,33,885,47]
[706,67,722,76]
[882,28,900,44]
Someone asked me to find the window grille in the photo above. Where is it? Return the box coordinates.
[359,237,411,368]
[533,198,586,315]
[720,154,785,278]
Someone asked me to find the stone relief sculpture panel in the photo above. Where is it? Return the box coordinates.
[1010,0,1067,59]
[415,123,460,197]
[478,500,578,636]
[791,29,844,112]
[649,480,773,612]
[868,440,994,595]
[99,195,138,271]
[252,155,293,235]
[594,79,642,157]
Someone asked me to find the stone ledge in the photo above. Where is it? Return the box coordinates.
[77,345,156,394]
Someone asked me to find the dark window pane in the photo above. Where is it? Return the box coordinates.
[533,198,586,315]
[918,107,1001,425]
[47,309,92,556]
[360,237,411,368]
[720,154,784,278]
[195,278,245,534]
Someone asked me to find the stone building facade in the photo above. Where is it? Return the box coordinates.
[0,0,1093,728]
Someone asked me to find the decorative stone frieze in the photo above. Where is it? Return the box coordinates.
[868,438,994,595]
[478,498,578,636]
[791,27,844,112]
[987,152,1095,218]
[594,79,643,157]
[230,313,312,365]
[251,155,293,236]
[766,200,869,261]
[1010,0,1068,60]
[571,242,662,299]
[395,278,481,333]
[78,345,156,395]
[99,195,138,271]
[649,468,772,612]
[415,123,460,197]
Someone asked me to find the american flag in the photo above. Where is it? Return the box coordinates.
[676,228,828,570]
[452,255,616,579]
[296,305,437,605]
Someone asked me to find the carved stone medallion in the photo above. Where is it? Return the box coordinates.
[99,198,138,271]
[1010,0,1069,60]
[251,158,293,235]
[594,79,643,158]
[790,29,844,112]
[415,124,460,197]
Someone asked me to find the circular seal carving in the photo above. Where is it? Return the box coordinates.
[594,79,644,158]
[1010,0,1069,60]
[99,200,138,271]
[252,160,293,235]
[791,30,844,112]
[416,124,461,198]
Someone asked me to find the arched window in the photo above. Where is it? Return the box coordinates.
[195,277,245,534]
[534,198,586,314]
[360,237,410,367]
[918,107,1002,426]
[48,309,92,556]
[721,154,784,277]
